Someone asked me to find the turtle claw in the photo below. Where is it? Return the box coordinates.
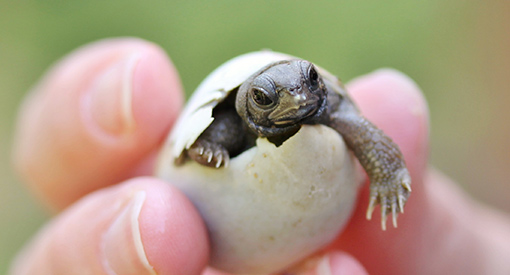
[380,196,388,231]
[215,153,223,168]
[366,196,377,220]
[206,149,214,163]
[188,140,230,168]
[214,150,230,168]
[367,168,411,230]
[391,201,398,228]
[402,176,412,192]
[398,195,406,214]
[381,207,388,231]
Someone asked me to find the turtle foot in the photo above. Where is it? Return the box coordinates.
[366,168,411,230]
[188,140,230,168]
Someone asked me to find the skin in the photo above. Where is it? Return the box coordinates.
[11,39,510,274]
[187,60,411,229]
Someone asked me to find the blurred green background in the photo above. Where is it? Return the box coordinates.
[1,1,509,272]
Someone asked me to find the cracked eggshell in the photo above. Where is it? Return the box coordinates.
[155,51,362,274]
[157,126,360,273]
[169,51,296,159]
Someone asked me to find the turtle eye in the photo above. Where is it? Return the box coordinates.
[308,66,319,89]
[251,88,274,106]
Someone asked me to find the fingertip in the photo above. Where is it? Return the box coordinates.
[318,252,368,275]
[100,178,209,275]
[103,177,210,275]
[324,69,432,273]
[347,68,429,186]
[83,38,183,144]
[348,68,423,101]
[290,252,367,275]
[130,44,184,146]
[345,70,429,226]
[13,38,184,209]
[10,177,209,275]
[136,178,209,275]
[347,68,428,124]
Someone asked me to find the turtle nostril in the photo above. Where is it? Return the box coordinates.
[288,86,301,93]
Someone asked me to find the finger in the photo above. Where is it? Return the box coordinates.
[328,69,510,274]
[201,252,368,275]
[325,69,429,272]
[312,252,368,275]
[346,69,429,232]
[348,68,429,184]
[13,38,184,210]
[345,68,429,229]
[337,168,510,274]
[10,178,209,275]
[283,251,368,275]
[420,169,510,274]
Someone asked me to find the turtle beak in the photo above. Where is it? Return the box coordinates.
[268,87,321,125]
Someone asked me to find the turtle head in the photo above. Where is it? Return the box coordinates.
[236,60,328,137]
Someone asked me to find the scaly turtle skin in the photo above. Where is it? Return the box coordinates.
[179,58,411,230]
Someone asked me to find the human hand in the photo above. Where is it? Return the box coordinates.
[11,38,510,274]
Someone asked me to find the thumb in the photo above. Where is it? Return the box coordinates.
[10,178,209,275]
[13,38,184,210]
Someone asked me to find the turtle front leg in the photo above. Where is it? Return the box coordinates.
[328,111,411,230]
[188,139,230,168]
[186,109,248,168]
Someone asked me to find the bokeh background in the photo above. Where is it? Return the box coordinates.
[1,1,509,272]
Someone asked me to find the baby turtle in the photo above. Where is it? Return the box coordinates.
[171,51,411,230]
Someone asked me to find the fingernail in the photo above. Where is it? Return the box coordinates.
[88,53,140,135]
[102,191,155,275]
[317,252,369,275]
[316,255,333,275]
